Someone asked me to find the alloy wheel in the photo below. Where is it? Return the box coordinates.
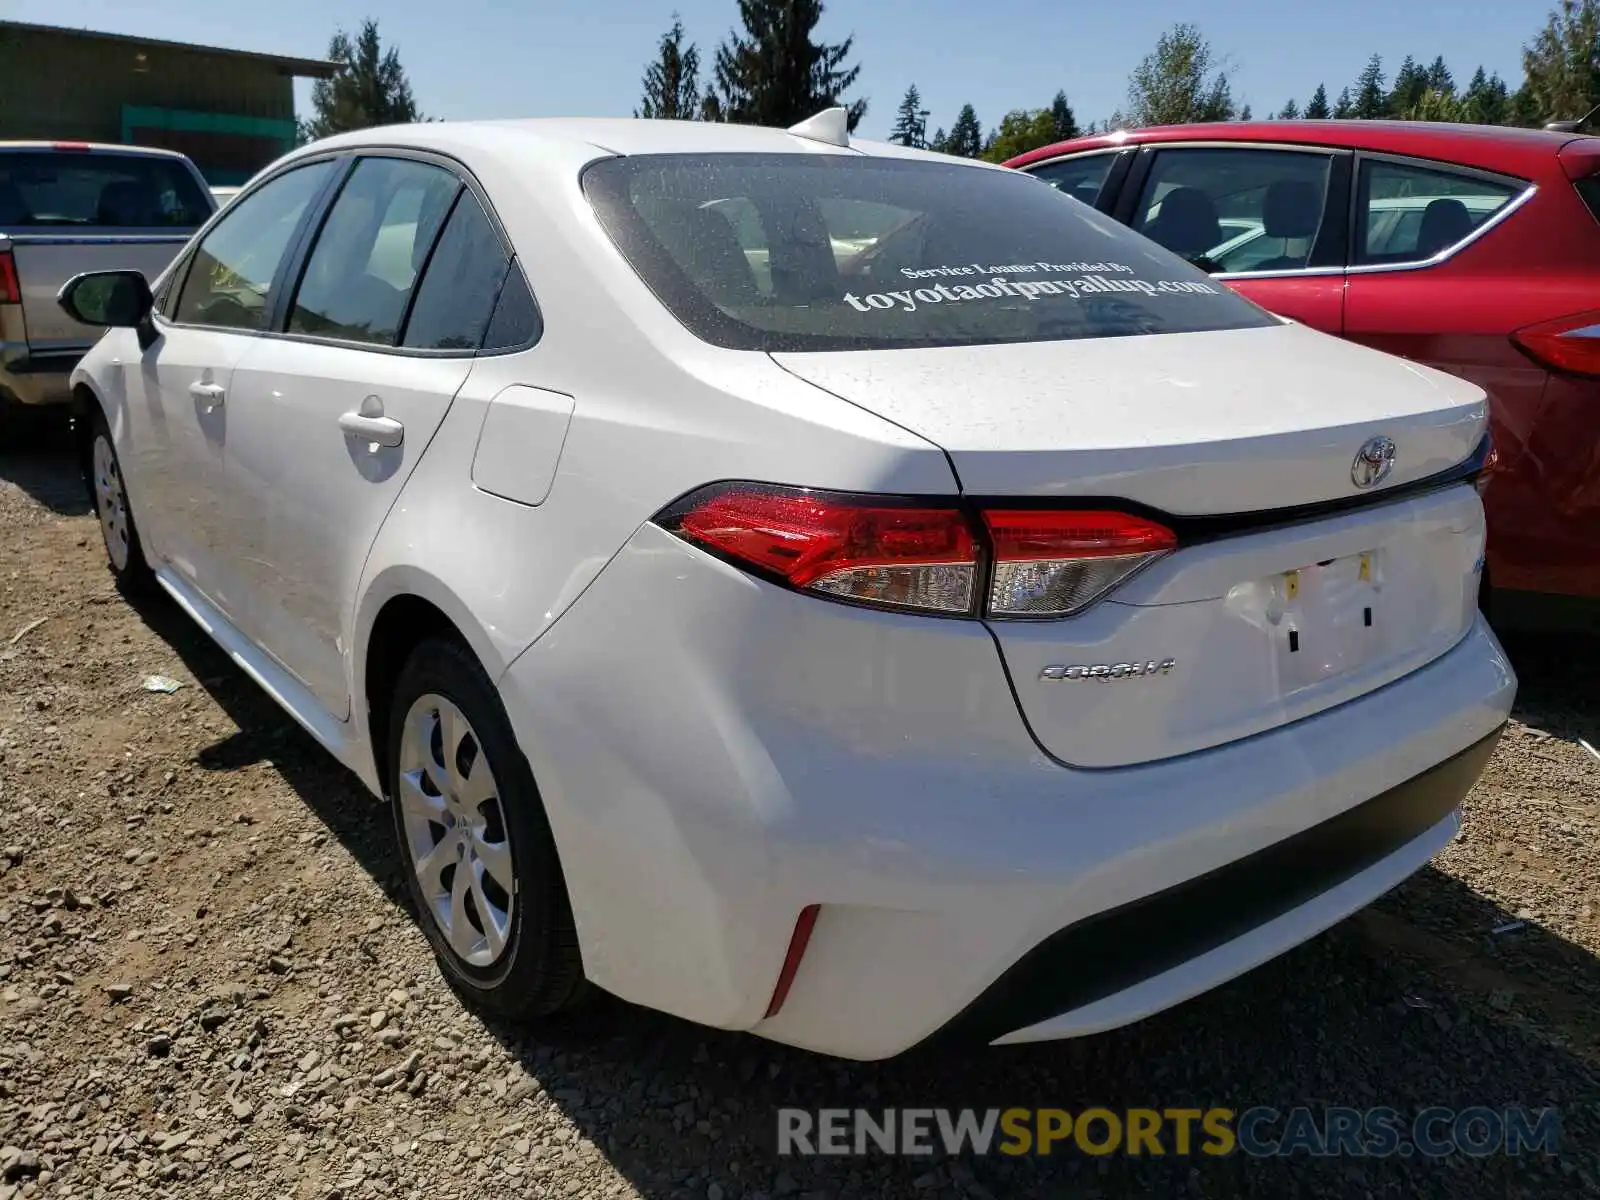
[92,434,131,572]
[396,693,516,967]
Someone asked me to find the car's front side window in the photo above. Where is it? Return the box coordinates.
[287,157,461,347]
[1131,148,1335,275]
[172,160,336,332]
[1025,154,1116,208]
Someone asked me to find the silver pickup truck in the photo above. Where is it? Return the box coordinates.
[0,141,214,407]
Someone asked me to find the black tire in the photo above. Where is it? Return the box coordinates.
[85,408,156,594]
[386,636,587,1018]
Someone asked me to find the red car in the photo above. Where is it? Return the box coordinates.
[1008,121,1600,633]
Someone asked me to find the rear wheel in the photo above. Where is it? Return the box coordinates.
[87,411,155,593]
[387,637,587,1017]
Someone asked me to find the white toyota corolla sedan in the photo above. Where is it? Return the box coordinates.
[61,111,1514,1060]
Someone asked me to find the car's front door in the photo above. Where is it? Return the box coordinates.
[224,155,521,717]
[1118,144,1350,333]
[135,159,338,615]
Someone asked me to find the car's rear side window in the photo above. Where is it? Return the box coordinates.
[401,191,513,351]
[287,157,461,347]
[583,153,1274,353]
[1574,177,1600,226]
[0,151,211,228]
[1355,160,1520,266]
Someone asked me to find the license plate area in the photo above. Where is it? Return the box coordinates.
[1273,550,1385,691]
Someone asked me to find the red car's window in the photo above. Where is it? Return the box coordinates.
[1355,160,1520,266]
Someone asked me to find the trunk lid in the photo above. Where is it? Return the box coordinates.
[774,321,1489,768]
[772,322,1484,512]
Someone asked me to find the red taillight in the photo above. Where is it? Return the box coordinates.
[0,251,18,305]
[659,484,1177,618]
[669,484,980,614]
[985,509,1177,616]
[51,141,91,152]
[1511,309,1600,378]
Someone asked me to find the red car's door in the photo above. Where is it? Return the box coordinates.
[1116,144,1350,334]
[1336,154,1592,612]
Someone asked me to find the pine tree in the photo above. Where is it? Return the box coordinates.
[1049,90,1080,141]
[890,84,930,147]
[1387,56,1428,116]
[1277,99,1300,119]
[1239,103,1253,120]
[1353,54,1387,118]
[705,0,867,131]
[1461,66,1512,125]
[945,104,984,157]
[1425,55,1455,94]
[928,126,948,153]
[301,19,422,141]
[636,15,702,120]
[1305,84,1330,118]
[1333,87,1355,118]
[1520,0,1600,126]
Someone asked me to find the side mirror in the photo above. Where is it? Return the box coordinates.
[59,269,154,326]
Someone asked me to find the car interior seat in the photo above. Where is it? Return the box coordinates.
[1415,197,1474,259]
[1249,179,1324,271]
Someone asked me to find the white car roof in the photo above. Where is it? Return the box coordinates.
[299,116,1004,170]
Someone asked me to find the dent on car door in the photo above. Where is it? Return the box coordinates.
[1122,145,1349,333]
[137,159,337,613]
[224,156,526,718]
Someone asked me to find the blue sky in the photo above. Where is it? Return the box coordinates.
[15,0,1542,139]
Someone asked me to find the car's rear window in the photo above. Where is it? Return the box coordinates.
[0,151,212,229]
[582,153,1275,352]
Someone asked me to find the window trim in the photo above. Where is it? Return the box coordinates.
[1115,142,1354,282]
[1345,151,1535,276]
[155,145,543,358]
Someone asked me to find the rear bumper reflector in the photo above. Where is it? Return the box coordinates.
[763,904,821,1019]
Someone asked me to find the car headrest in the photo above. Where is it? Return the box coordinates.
[1415,198,1474,259]
[1262,180,1323,240]
[1144,186,1221,257]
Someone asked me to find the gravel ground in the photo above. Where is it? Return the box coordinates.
[0,407,1596,1200]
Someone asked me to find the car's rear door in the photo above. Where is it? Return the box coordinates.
[223,154,524,718]
[1114,142,1351,332]
[1338,153,1557,602]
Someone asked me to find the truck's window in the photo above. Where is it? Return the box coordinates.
[0,151,211,228]
[174,161,335,332]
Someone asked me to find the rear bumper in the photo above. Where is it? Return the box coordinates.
[0,341,80,405]
[933,726,1501,1049]
[498,526,1516,1060]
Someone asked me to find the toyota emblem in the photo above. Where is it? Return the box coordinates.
[1351,436,1396,489]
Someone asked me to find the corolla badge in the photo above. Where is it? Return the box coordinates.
[1351,436,1397,489]
[1040,659,1176,682]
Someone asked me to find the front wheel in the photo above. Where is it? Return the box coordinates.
[387,637,587,1018]
[87,410,155,593]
